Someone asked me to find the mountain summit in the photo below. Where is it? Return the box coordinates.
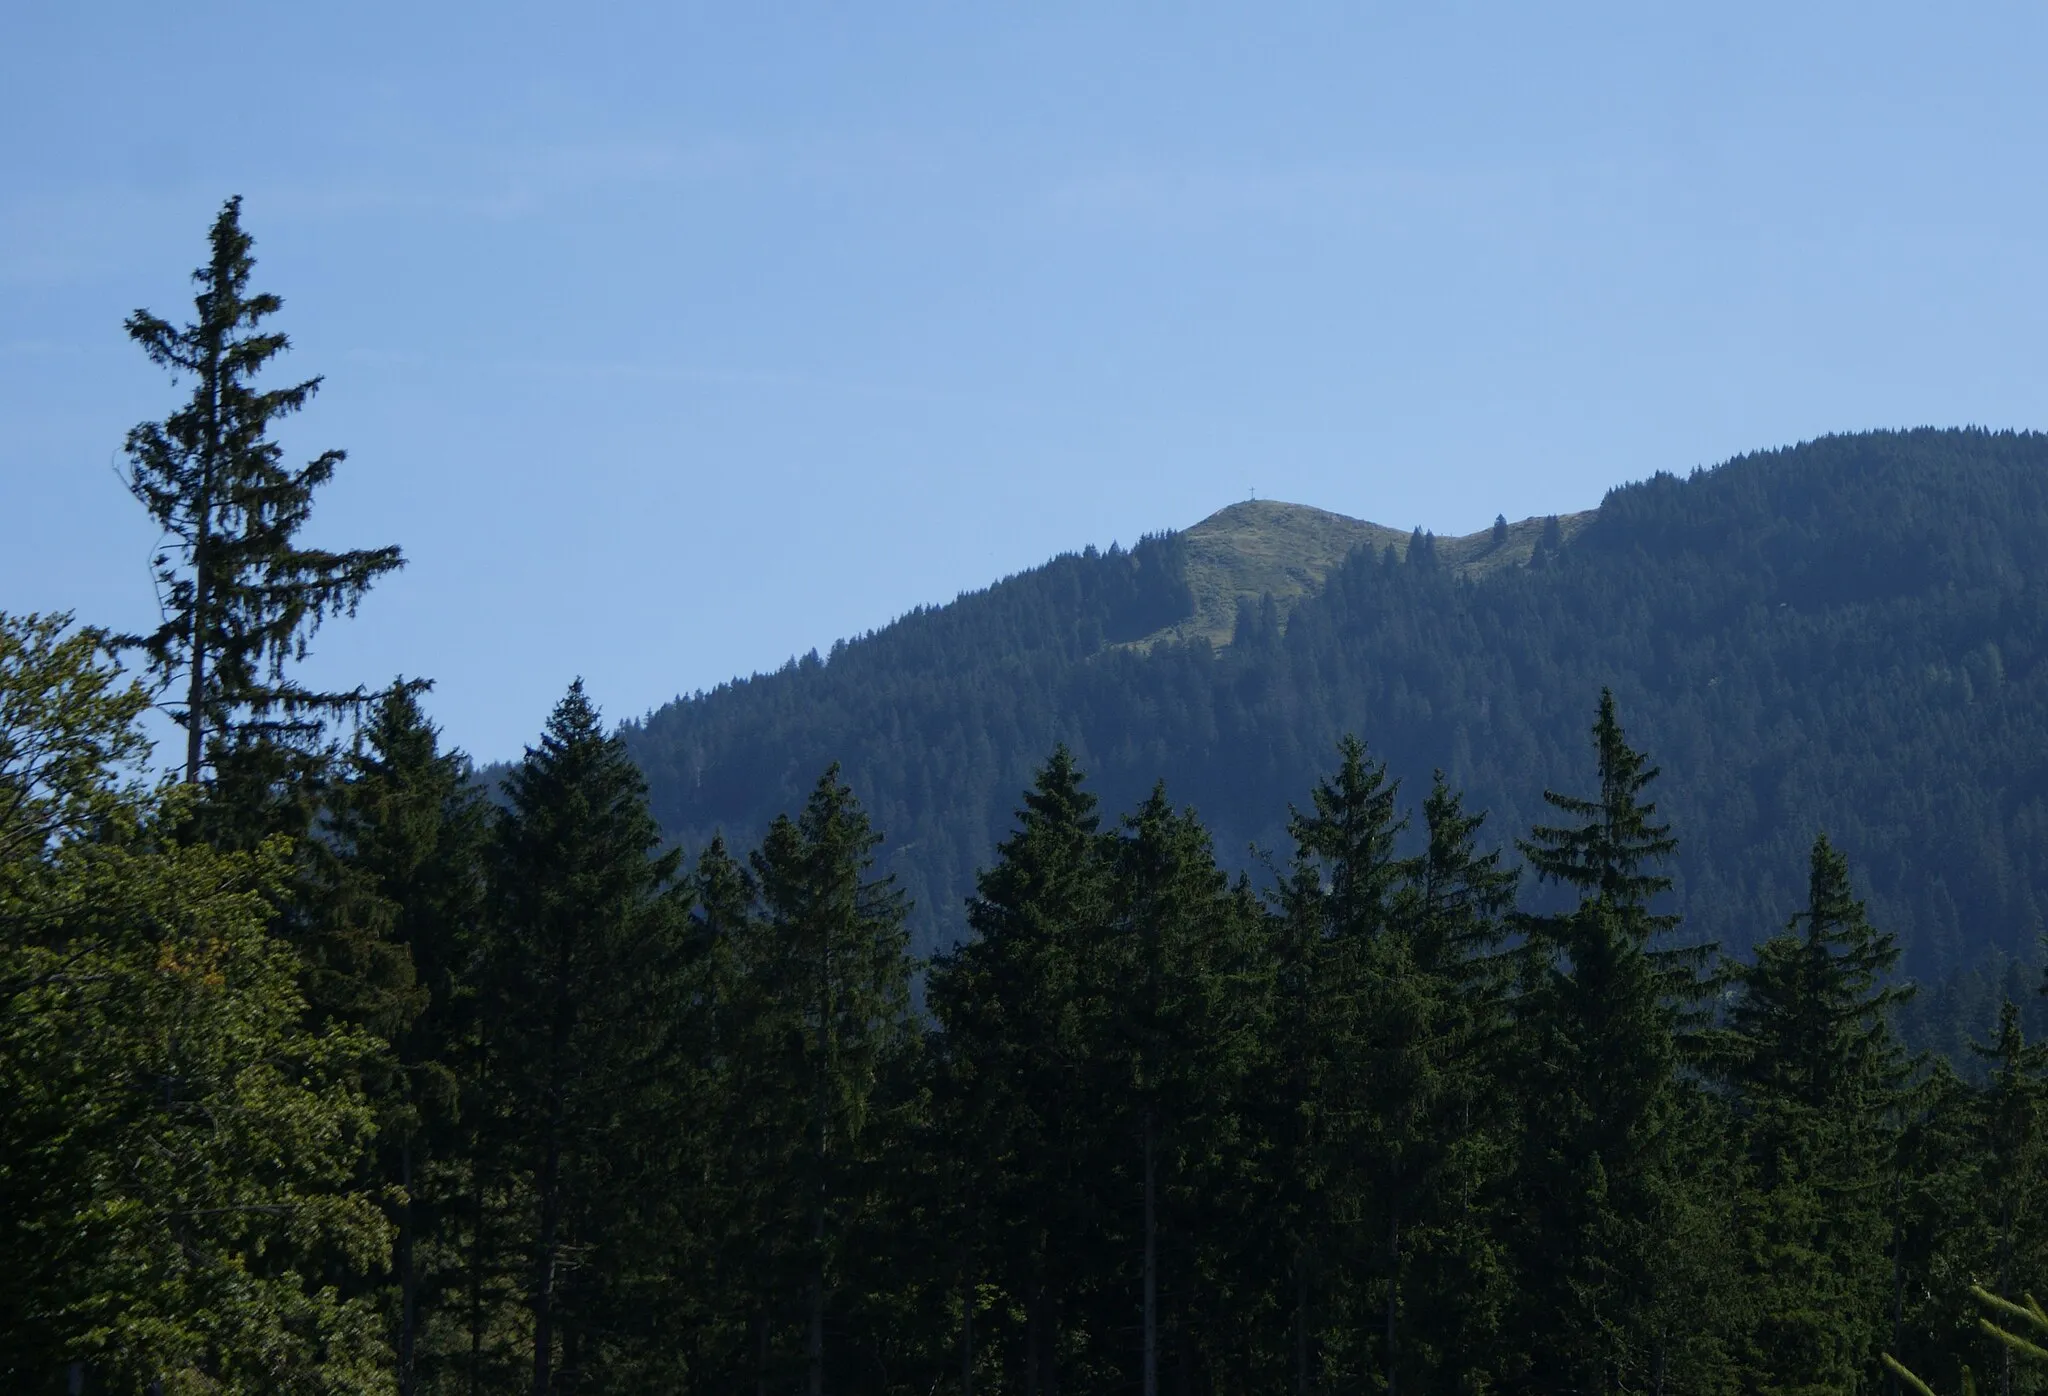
[1148,498,1591,649]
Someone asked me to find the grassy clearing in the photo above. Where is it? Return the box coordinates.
[1135,498,1593,650]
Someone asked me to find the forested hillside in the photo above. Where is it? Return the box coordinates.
[627,427,2048,977]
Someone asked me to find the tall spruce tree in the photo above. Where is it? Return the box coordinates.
[123,196,401,788]
[928,746,1110,1396]
[1271,737,1410,1391]
[325,683,490,1396]
[1095,784,1261,1396]
[1720,833,1910,1392]
[747,766,916,1396]
[482,682,693,1395]
[1381,774,1517,1388]
[673,834,766,1390]
[1508,690,1722,1391]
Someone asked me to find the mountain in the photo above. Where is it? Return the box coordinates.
[1131,497,1592,650]
[624,428,2048,976]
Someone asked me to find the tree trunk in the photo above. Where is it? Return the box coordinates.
[531,1130,561,1396]
[1143,1110,1158,1396]
[755,1304,769,1396]
[1047,1308,1059,1396]
[1295,1247,1309,1396]
[959,1237,974,1396]
[1889,1174,1907,1396]
[810,917,833,1396]
[1384,1203,1398,1396]
[1026,1282,1042,1396]
[399,1136,417,1396]
[183,479,212,783]
[2000,1196,2016,1396]
[469,1160,485,1396]
[185,327,221,786]
[809,1245,825,1396]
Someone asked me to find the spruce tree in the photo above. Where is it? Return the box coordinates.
[1885,1063,1987,1392]
[928,746,1110,1396]
[1720,834,1910,1391]
[122,196,401,788]
[1271,737,1409,1391]
[1508,690,1721,1391]
[482,682,693,1395]
[1383,775,1517,1388]
[747,766,915,1396]
[683,833,802,1391]
[325,683,489,1396]
[1094,784,1260,1396]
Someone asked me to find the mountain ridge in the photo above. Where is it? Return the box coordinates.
[623,428,2048,982]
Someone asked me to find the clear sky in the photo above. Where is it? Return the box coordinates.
[7,3,2047,763]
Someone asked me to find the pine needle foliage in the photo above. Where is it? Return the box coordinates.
[122,196,401,785]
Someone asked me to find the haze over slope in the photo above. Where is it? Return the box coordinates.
[624,429,2048,975]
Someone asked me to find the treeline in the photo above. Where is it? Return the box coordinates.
[16,617,2048,1391]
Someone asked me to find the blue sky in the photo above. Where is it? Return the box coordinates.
[7,3,2047,762]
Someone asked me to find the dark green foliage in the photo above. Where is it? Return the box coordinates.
[1506,692,1727,1391]
[1969,1006,2048,1396]
[18,604,2048,1395]
[742,765,917,1395]
[324,684,490,1396]
[1269,736,1413,1389]
[1719,834,1912,1393]
[1379,775,1519,1384]
[0,613,393,1395]
[1092,785,1263,1396]
[476,682,694,1393]
[122,196,401,788]
[928,747,1110,1394]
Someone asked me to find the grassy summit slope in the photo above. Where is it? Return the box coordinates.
[1152,499,1592,648]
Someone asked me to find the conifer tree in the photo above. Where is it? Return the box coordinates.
[928,746,1110,1395]
[747,766,915,1396]
[1720,833,1910,1390]
[1271,737,1409,1390]
[482,682,693,1395]
[1886,1063,1988,1391]
[1095,784,1261,1396]
[122,196,402,789]
[1265,846,1342,1394]
[1383,775,1517,1387]
[671,834,765,1386]
[325,683,489,1395]
[1508,690,1721,1390]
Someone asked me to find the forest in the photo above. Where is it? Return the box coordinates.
[624,422,2048,1031]
[11,203,2048,1395]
